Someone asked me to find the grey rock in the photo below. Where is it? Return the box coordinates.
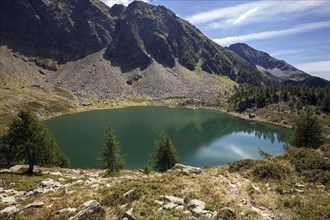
[154,200,164,206]
[0,194,16,205]
[23,201,45,210]
[163,202,177,210]
[252,185,262,194]
[183,210,192,215]
[175,205,184,210]
[0,180,5,187]
[164,195,184,205]
[172,164,201,175]
[52,207,76,216]
[123,189,135,198]
[123,208,136,220]
[187,199,206,210]
[40,179,61,188]
[317,185,326,190]
[294,183,305,188]
[69,200,101,220]
[9,165,29,173]
[0,206,19,215]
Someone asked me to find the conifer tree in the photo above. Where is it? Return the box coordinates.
[0,110,69,173]
[152,131,179,172]
[290,108,323,149]
[101,123,124,176]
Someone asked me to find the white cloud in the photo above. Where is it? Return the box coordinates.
[101,0,148,7]
[233,7,259,25]
[213,21,330,46]
[296,61,330,80]
[185,1,329,28]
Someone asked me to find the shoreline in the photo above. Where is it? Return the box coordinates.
[43,98,293,130]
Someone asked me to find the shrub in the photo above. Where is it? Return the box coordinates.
[252,161,289,180]
[228,159,258,172]
[320,144,330,159]
[284,148,330,172]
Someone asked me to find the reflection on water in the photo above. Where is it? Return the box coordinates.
[45,107,291,169]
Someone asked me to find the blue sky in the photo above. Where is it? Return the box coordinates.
[102,0,330,80]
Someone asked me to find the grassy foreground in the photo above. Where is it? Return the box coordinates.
[0,145,329,220]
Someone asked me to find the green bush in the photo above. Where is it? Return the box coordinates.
[320,144,330,159]
[301,169,330,186]
[252,161,289,180]
[284,148,330,172]
[35,58,59,71]
[228,159,258,172]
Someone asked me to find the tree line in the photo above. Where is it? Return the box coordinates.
[229,84,330,113]
[0,110,179,175]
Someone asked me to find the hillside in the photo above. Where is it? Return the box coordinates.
[227,43,328,86]
[0,146,329,219]
[1,0,328,130]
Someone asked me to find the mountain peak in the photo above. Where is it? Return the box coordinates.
[228,43,309,82]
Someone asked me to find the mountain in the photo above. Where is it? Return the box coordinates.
[227,43,328,86]
[0,0,327,115]
[0,0,270,84]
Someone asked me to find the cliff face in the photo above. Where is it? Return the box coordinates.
[0,0,269,85]
[0,0,116,62]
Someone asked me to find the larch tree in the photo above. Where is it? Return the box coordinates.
[152,131,179,172]
[0,110,69,173]
[100,123,125,176]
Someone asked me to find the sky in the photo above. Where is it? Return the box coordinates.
[101,0,330,80]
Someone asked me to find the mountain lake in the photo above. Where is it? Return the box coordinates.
[45,106,291,169]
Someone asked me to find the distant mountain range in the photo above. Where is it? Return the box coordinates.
[0,0,328,105]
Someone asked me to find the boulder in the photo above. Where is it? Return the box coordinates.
[123,208,136,220]
[187,199,206,210]
[171,164,201,175]
[175,205,184,210]
[40,179,61,188]
[23,201,45,210]
[294,183,305,188]
[249,113,256,118]
[154,200,164,206]
[192,208,214,218]
[69,200,101,220]
[163,202,177,210]
[0,206,19,216]
[9,165,29,173]
[0,194,16,205]
[49,171,63,176]
[164,196,184,205]
[123,189,135,198]
[52,207,76,216]
[0,180,5,187]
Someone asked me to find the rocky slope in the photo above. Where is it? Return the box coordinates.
[227,43,328,86]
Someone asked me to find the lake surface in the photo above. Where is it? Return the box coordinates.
[45,107,291,169]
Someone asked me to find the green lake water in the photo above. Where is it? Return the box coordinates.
[45,106,291,169]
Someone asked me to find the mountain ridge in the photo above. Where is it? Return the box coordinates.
[227,43,319,83]
[0,0,328,112]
